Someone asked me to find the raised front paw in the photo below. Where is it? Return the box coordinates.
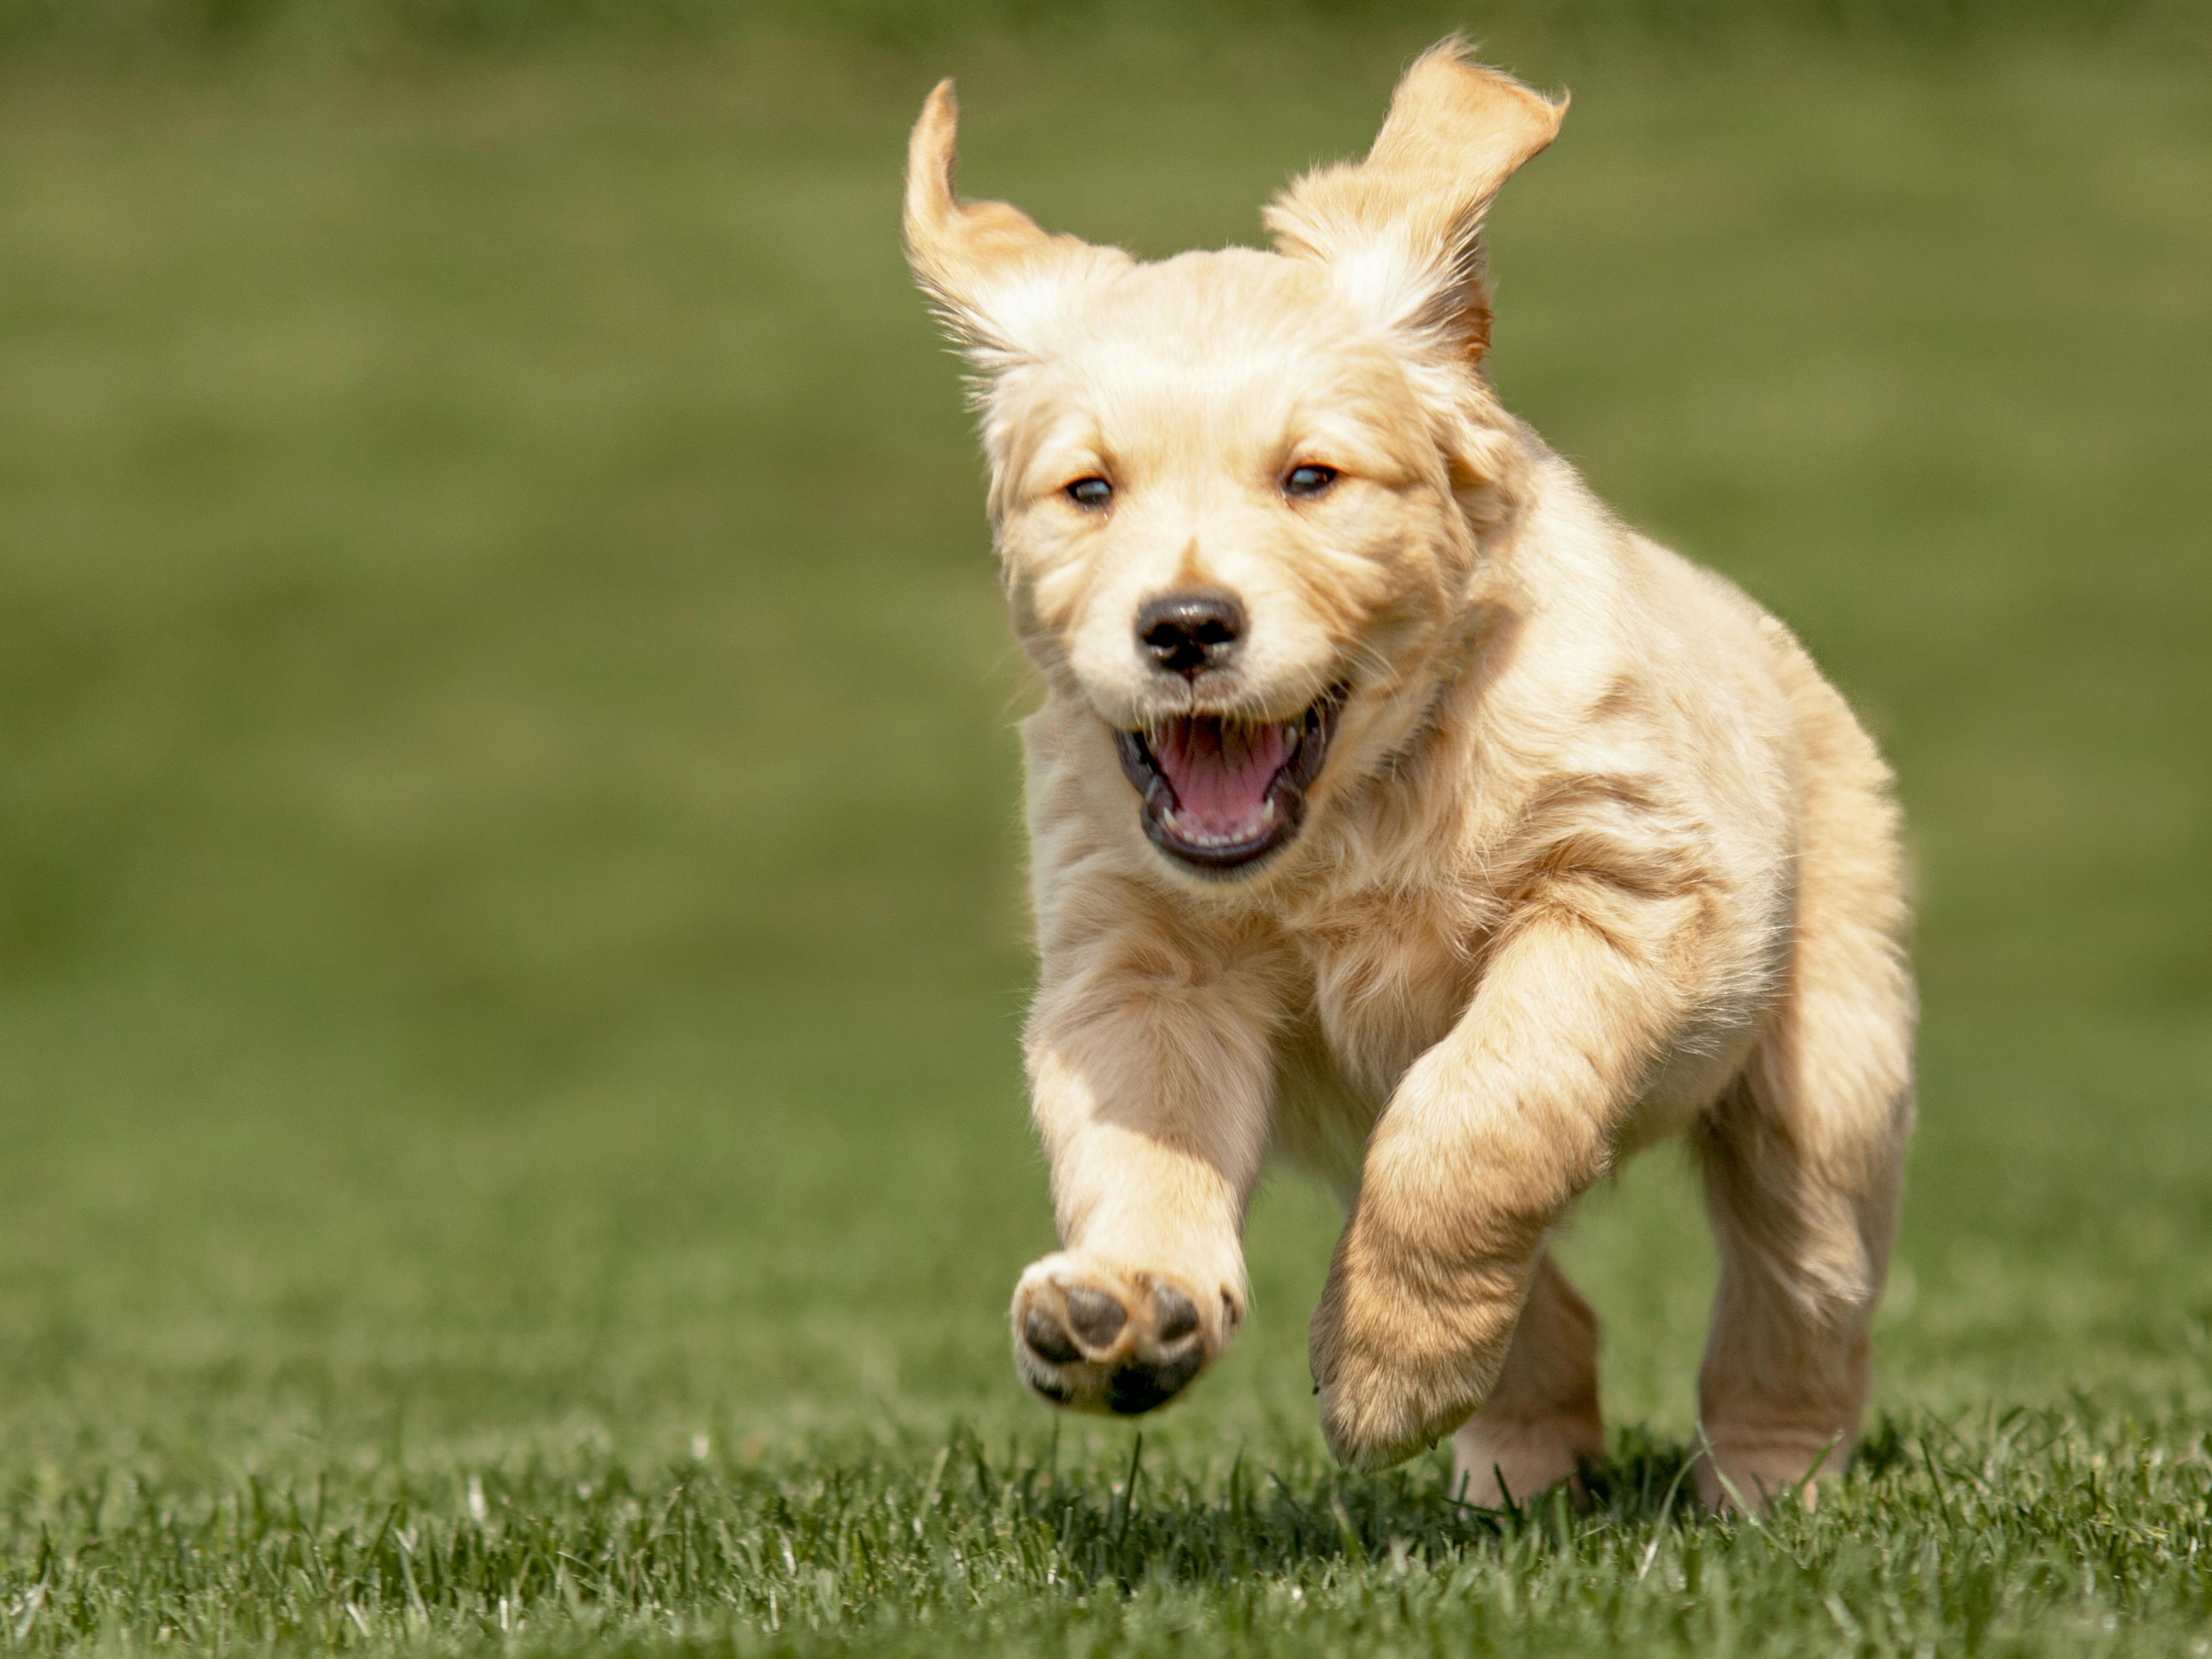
[1011,1253,1238,1416]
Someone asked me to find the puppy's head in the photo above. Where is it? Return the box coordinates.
[906,43,1564,882]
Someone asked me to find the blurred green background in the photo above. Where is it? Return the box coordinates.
[0,2,2208,1649]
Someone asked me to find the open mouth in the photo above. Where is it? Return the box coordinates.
[1113,691,1345,875]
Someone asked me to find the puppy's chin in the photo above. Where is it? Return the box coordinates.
[1111,690,1346,880]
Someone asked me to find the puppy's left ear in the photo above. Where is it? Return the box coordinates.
[1263,40,1564,367]
[904,79,1130,370]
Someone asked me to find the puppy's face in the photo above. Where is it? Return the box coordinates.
[906,46,1565,881]
[991,253,1467,873]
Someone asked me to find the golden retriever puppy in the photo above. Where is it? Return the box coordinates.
[902,40,1914,1510]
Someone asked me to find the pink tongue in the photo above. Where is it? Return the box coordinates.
[1154,718,1289,838]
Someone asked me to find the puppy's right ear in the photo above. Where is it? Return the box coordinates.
[904,80,1129,370]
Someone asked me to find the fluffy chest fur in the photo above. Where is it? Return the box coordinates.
[1262,838,1774,1195]
[1266,893,1486,1196]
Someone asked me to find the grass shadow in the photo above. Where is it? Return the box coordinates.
[892,1422,1713,1590]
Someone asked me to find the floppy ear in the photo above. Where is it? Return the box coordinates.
[904,79,1131,370]
[1262,41,1565,366]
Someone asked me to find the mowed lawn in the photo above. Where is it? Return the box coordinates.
[1,29,2208,1656]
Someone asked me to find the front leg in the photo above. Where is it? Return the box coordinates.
[1312,902,1683,1469]
[1012,915,1282,1415]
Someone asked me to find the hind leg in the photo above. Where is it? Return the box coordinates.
[1694,869,1914,1509]
[1450,1252,1604,1506]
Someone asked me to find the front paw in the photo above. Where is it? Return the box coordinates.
[1309,1248,1520,1472]
[1011,1253,1238,1416]
[1310,1313,1478,1472]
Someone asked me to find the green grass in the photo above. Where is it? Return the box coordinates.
[1,25,2209,1656]
[4,0,2206,63]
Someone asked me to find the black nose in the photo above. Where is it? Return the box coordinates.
[1136,589,1246,678]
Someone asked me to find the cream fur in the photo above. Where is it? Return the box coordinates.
[904,41,1914,1510]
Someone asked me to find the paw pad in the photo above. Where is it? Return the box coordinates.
[1063,1287,1127,1348]
[1104,1343,1204,1414]
[1154,1286,1198,1341]
[1011,1262,1223,1418]
[1021,1307,1082,1365]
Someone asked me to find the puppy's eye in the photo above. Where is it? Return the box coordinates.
[1283,464,1339,498]
[1065,476,1113,509]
